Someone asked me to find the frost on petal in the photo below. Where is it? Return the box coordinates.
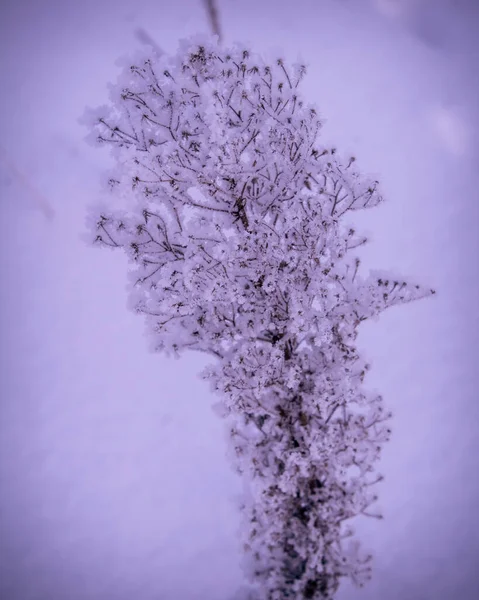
[82,35,435,600]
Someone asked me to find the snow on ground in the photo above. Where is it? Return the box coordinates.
[0,1,478,599]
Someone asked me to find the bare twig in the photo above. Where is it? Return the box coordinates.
[0,145,55,221]
[203,0,222,41]
[134,28,164,56]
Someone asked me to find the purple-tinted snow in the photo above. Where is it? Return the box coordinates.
[0,1,478,599]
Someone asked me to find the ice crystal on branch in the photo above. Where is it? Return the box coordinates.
[82,35,434,599]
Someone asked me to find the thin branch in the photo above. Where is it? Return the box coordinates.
[203,0,222,42]
[0,145,55,221]
[134,28,164,57]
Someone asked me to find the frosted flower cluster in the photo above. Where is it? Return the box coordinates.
[82,35,434,599]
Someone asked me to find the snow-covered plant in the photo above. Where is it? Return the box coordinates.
[82,35,435,599]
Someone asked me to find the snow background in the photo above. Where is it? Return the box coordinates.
[0,0,478,598]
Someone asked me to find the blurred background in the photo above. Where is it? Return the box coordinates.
[0,1,478,599]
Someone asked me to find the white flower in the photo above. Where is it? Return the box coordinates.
[83,35,434,600]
